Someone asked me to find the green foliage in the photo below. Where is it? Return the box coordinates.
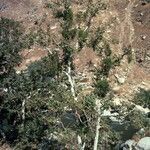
[0,40,69,148]
[98,118,121,149]
[0,18,25,142]
[24,28,51,48]
[55,10,64,18]
[91,27,104,51]
[126,110,149,129]
[78,29,88,49]
[55,6,73,28]
[61,42,74,66]
[96,57,114,79]
[83,94,96,111]
[94,79,110,98]
[101,57,113,76]
[0,17,23,76]
[28,51,61,81]
[63,7,73,25]
[76,11,87,23]
[62,27,77,40]
[1,0,145,148]
[134,88,150,108]
[87,0,107,18]
[55,4,75,66]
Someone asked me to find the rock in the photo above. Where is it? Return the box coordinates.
[141,35,146,40]
[118,77,125,84]
[135,105,150,114]
[113,86,121,93]
[16,70,21,74]
[123,139,136,150]
[136,137,150,150]
[140,12,144,16]
[115,74,126,84]
[101,109,111,116]
[113,97,122,106]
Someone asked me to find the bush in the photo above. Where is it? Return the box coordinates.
[94,79,110,98]
[78,29,88,49]
[55,7,73,28]
[62,28,77,40]
[134,88,150,108]
[101,57,113,76]
[28,51,61,81]
[91,27,104,51]
[0,17,23,76]
[61,42,74,66]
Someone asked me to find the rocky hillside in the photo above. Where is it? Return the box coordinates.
[0,0,149,149]
[1,0,149,99]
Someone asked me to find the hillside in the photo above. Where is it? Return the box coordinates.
[0,0,150,150]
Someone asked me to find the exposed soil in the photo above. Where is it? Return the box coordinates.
[16,46,48,72]
[132,0,150,69]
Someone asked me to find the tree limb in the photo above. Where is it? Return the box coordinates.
[93,99,101,150]
[63,62,77,101]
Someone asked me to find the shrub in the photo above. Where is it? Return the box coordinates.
[94,79,109,98]
[55,7,73,28]
[78,29,88,49]
[134,88,150,108]
[62,28,77,40]
[0,17,23,76]
[28,51,61,81]
[61,42,74,66]
[91,27,104,51]
[101,57,113,76]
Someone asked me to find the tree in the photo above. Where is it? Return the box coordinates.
[1,0,148,149]
[0,17,23,78]
[134,88,150,109]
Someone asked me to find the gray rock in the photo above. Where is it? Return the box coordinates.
[136,137,150,150]
[115,74,126,84]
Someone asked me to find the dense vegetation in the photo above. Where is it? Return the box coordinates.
[0,1,149,149]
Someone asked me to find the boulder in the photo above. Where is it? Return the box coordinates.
[136,137,150,150]
[115,74,126,84]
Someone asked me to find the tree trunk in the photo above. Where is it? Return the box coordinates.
[21,99,26,127]
[63,62,77,101]
[93,99,101,150]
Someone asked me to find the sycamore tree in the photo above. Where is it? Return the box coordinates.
[1,1,149,150]
[0,17,72,149]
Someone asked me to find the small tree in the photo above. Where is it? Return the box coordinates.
[134,88,150,109]
[0,17,23,77]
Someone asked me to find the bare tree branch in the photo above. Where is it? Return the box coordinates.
[63,62,77,101]
[93,99,101,150]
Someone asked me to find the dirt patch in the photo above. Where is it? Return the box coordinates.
[73,47,100,73]
[0,0,150,100]
[132,1,150,70]
[16,46,48,71]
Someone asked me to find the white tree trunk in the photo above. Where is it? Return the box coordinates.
[93,99,101,150]
[64,62,86,149]
[77,135,86,150]
[21,99,26,127]
[63,62,77,101]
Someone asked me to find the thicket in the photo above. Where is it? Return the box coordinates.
[0,0,149,149]
[134,89,150,109]
[0,17,71,149]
